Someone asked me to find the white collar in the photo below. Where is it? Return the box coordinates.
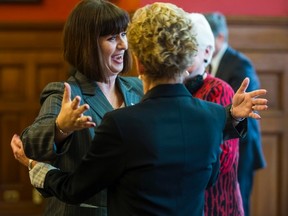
[211,43,228,76]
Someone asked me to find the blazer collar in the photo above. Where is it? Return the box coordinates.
[117,77,140,106]
[72,71,97,95]
[73,71,140,118]
[73,71,138,96]
[142,84,192,102]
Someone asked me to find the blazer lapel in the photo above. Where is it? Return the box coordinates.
[117,77,141,107]
[73,73,142,127]
[216,46,232,78]
[81,82,113,138]
[75,74,141,124]
[83,85,114,124]
[73,71,113,125]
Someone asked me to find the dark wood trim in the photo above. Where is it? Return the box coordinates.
[0,22,65,50]
[0,0,41,3]
[0,22,64,31]
[227,16,288,26]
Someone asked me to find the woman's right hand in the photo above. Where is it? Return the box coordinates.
[56,82,96,135]
[231,77,268,120]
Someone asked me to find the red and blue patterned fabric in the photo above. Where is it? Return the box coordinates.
[189,73,244,216]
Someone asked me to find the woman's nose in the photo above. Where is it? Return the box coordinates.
[117,35,128,50]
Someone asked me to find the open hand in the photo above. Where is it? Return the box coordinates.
[56,82,96,134]
[231,78,268,119]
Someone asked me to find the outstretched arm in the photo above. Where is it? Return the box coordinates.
[12,82,97,163]
[12,82,96,167]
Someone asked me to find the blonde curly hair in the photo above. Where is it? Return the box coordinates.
[127,3,198,80]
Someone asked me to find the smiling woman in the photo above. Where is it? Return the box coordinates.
[8,0,143,215]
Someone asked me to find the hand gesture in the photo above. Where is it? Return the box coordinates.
[56,82,96,134]
[231,78,268,120]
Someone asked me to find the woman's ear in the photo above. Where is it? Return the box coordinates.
[205,46,211,57]
[204,45,213,66]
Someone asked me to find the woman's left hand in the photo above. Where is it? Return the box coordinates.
[10,134,29,167]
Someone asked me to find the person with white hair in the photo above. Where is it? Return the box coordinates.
[204,12,265,216]
[184,13,244,216]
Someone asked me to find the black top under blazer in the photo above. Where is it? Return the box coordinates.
[40,84,240,216]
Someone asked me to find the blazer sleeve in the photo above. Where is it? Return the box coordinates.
[39,112,127,204]
[223,105,247,141]
[206,149,221,188]
[21,82,70,161]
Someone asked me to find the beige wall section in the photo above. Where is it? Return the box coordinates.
[0,16,287,215]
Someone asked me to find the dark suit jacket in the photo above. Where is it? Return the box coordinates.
[21,71,143,216]
[216,46,266,173]
[40,84,240,216]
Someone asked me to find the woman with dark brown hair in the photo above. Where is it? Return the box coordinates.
[10,0,143,215]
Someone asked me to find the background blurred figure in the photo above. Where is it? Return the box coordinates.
[11,0,143,215]
[185,13,244,216]
[204,12,266,216]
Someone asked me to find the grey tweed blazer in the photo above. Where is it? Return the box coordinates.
[21,71,143,216]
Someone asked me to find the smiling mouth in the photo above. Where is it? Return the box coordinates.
[112,55,124,63]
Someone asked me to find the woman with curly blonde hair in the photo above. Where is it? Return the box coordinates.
[128,3,197,81]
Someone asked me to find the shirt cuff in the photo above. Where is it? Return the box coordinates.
[29,162,57,188]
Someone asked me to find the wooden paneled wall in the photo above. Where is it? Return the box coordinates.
[0,23,69,216]
[228,16,288,216]
[0,16,287,215]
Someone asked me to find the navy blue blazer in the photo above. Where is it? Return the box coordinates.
[216,46,266,171]
[40,84,237,216]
